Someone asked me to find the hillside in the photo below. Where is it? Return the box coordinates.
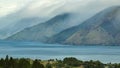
[6,13,72,42]
[48,6,120,45]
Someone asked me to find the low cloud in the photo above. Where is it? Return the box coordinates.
[0,0,119,39]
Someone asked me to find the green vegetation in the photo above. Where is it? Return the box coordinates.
[0,55,120,68]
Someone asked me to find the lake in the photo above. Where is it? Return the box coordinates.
[0,41,120,63]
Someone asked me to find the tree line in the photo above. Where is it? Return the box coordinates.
[0,55,120,68]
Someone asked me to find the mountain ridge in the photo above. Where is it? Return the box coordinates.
[47,6,120,45]
[6,6,120,45]
[6,13,73,42]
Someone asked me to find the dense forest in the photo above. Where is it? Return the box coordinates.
[0,55,120,68]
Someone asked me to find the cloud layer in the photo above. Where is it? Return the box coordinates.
[0,0,120,18]
[0,0,31,17]
[0,0,119,39]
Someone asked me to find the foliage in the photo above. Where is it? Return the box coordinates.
[32,59,44,68]
[46,63,52,68]
[0,56,120,68]
[63,57,81,67]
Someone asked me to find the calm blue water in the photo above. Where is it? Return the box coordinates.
[0,41,120,63]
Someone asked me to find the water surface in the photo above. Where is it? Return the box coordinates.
[0,41,120,63]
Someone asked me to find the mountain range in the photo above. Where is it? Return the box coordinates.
[7,13,73,42]
[0,12,46,39]
[48,6,120,45]
[6,6,120,45]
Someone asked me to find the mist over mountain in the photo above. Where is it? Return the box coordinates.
[6,13,76,42]
[0,0,120,39]
[48,6,120,45]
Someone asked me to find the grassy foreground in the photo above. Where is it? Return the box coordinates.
[0,55,120,68]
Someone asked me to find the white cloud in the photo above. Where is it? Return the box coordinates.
[0,3,18,16]
[0,0,31,17]
[0,0,120,17]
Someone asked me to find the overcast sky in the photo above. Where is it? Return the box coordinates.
[0,0,119,26]
[0,0,120,17]
[0,0,31,16]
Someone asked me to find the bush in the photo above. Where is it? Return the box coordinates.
[46,63,52,68]
[63,57,80,67]
[32,59,44,68]
[18,58,30,68]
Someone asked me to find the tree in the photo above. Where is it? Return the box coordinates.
[94,60,104,68]
[55,60,64,68]
[46,63,52,68]
[0,58,4,68]
[63,57,80,67]
[83,60,104,68]
[9,57,18,68]
[18,58,30,68]
[32,59,44,68]
[4,55,9,68]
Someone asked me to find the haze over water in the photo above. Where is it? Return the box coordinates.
[0,41,120,63]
